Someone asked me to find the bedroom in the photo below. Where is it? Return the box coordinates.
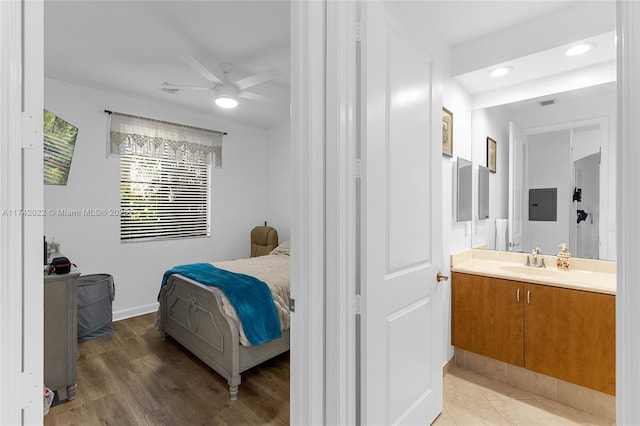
[43,1,292,321]
[1,0,640,424]
[40,1,293,421]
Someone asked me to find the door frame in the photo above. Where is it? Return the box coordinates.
[0,0,44,424]
[289,1,326,424]
[616,1,640,424]
[290,1,357,425]
[0,2,26,422]
[572,151,600,258]
[508,121,527,252]
[324,1,358,425]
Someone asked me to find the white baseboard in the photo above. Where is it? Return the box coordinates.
[113,302,159,322]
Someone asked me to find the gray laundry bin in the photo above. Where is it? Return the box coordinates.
[77,274,115,342]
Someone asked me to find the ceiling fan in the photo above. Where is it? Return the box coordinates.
[159,55,281,109]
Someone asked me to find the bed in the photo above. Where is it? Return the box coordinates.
[157,231,290,401]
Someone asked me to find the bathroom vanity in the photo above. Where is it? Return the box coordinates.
[451,249,615,396]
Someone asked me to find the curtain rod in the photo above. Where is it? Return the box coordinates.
[104,110,227,136]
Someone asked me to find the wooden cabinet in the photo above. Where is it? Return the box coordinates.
[524,283,615,395]
[452,272,615,395]
[452,273,524,366]
[44,271,80,402]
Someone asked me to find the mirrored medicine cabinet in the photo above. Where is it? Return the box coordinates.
[456,157,472,222]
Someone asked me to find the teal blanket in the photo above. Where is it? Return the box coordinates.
[159,263,282,346]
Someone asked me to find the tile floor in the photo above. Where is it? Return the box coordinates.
[433,366,615,425]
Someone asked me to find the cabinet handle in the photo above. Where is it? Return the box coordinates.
[517,288,520,303]
[527,290,531,305]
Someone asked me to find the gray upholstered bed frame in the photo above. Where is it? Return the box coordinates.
[158,273,290,400]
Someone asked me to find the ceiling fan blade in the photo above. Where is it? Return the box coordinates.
[157,84,212,91]
[180,55,224,84]
[238,91,276,103]
[234,69,281,91]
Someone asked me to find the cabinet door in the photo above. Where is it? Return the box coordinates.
[453,273,524,366]
[524,284,615,395]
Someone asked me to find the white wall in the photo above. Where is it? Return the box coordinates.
[441,79,513,364]
[441,79,473,364]
[442,102,511,256]
[442,79,472,258]
[573,124,602,162]
[267,123,291,242]
[44,78,289,319]
[470,107,510,250]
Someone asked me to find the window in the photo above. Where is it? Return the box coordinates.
[108,112,223,242]
[43,109,78,185]
[120,152,210,241]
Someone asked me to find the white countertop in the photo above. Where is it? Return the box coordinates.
[450,249,616,295]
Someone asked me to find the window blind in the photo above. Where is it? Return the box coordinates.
[43,109,78,185]
[120,154,210,241]
[108,112,222,242]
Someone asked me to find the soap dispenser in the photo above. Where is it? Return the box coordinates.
[556,243,571,270]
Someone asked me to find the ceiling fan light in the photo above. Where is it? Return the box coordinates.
[215,96,238,109]
[214,84,239,109]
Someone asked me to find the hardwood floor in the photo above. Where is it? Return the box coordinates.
[44,313,290,426]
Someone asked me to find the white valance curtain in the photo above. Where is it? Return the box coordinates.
[108,112,224,167]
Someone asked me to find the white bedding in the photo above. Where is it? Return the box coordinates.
[214,249,290,347]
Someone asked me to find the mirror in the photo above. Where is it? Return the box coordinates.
[478,165,489,220]
[470,84,616,261]
[461,3,616,261]
[456,157,472,222]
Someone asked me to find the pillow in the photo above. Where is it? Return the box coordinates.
[270,240,290,256]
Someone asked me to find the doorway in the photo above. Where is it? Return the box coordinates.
[573,152,600,259]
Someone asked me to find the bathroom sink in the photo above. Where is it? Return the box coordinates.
[499,264,563,277]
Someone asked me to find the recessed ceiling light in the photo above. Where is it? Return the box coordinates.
[490,67,513,77]
[565,43,595,57]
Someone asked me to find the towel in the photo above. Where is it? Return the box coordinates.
[495,219,508,251]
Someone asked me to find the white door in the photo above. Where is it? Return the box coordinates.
[509,122,527,252]
[574,152,600,258]
[361,3,444,424]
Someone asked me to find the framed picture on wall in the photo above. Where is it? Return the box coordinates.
[487,137,497,173]
[442,107,453,157]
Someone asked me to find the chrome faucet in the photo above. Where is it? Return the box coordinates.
[525,247,546,268]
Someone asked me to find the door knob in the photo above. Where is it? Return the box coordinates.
[436,272,449,282]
